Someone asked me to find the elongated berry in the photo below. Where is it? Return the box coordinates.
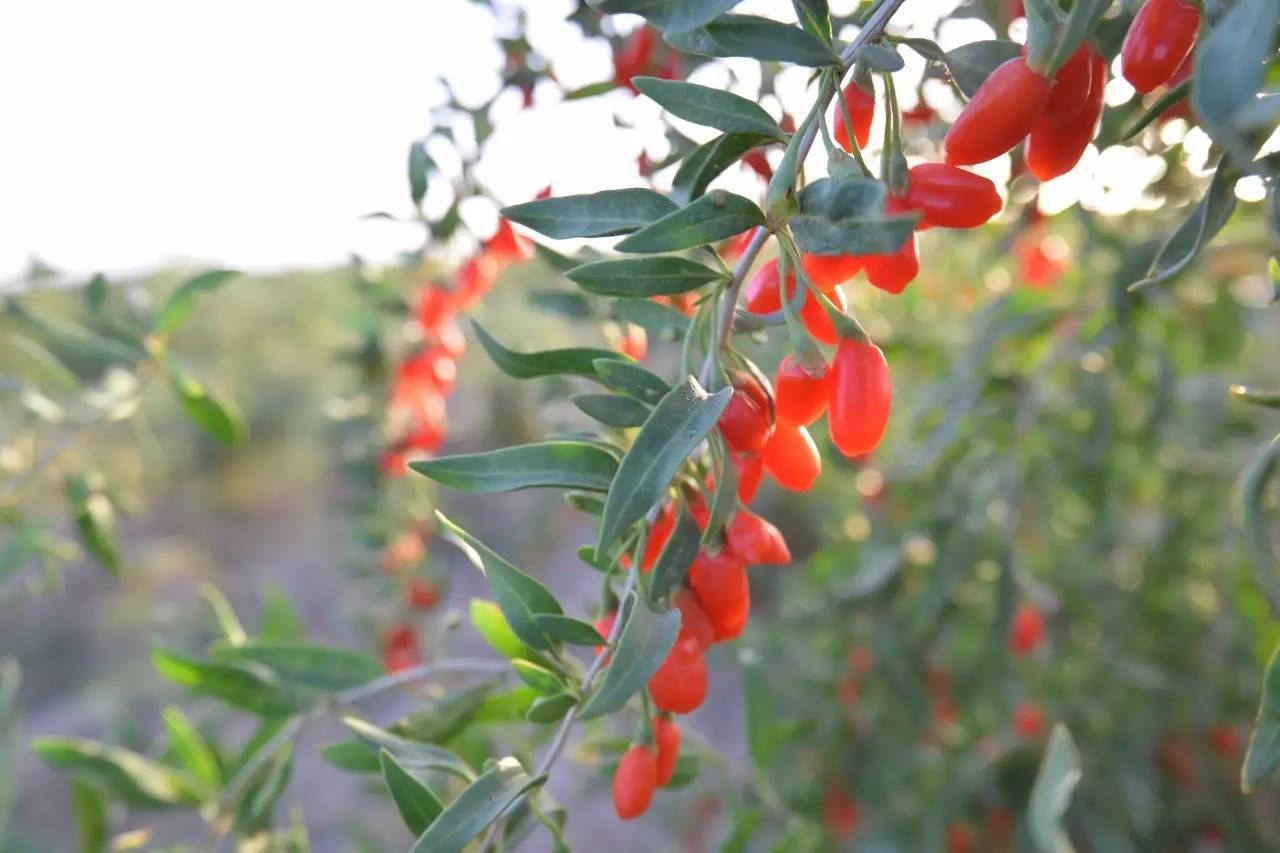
[653,715,681,786]
[1009,602,1044,655]
[762,421,822,492]
[828,339,892,458]
[1121,0,1200,94]
[833,81,874,151]
[613,744,658,819]
[1025,50,1107,181]
[673,588,716,650]
[734,453,764,502]
[726,509,791,566]
[1045,44,1096,124]
[648,637,708,713]
[688,550,750,641]
[803,252,863,289]
[775,354,832,426]
[903,164,1002,229]
[718,388,772,454]
[944,57,1052,165]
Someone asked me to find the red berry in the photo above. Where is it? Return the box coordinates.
[614,26,655,92]
[405,579,440,610]
[859,197,919,294]
[615,323,648,361]
[1045,44,1096,125]
[828,339,892,458]
[822,784,859,839]
[802,252,863,289]
[613,744,658,820]
[775,354,832,426]
[1016,228,1070,287]
[742,149,773,181]
[718,388,772,454]
[653,715,681,786]
[436,320,467,359]
[624,502,676,573]
[1121,0,1201,94]
[903,164,1002,229]
[1026,50,1107,182]
[726,509,791,566]
[1012,700,1046,739]
[486,218,532,264]
[762,421,822,492]
[455,254,499,310]
[944,56,1052,166]
[648,637,709,713]
[1009,603,1044,656]
[688,550,750,641]
[381,624,420,673]
[673,588,716,650]
[946,822,975,853]
[1209,724,1241,760]
[744,259,844,335]
[416,284,456,332]
[832,81,874,151]
[594,610,617,659]
[734,453,764,502]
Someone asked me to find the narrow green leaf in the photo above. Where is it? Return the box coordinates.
[633,77,785,139]
[320,739,381,774]
[579,592,681,720]
[199,583,247,646]
[32,737,199,809]
[1231,386,1280,409]
[648,503,701,604]
[791,0,831,43]
[609,296,691,337]
[532,614,607,646]
[152,649,314,717]
[671,133,774,205]
[594,359,672,405]
[1192,0,1280,162]
[1240,434,1280,604]
[153,270,240,337]
[615,191,764,254]
[64,474,120,576]
[391,683,495,745]
[162,706,221,791]
[70,779,107,853]
[664,15,837,66]
[701,436,738,546]
[502,189,677,239]
[439,514,564,651]
[571,393,651,428]
[380,750,444,836]
[1120,79,1191,141]
[409,758,544,853]
[792,175,916,255]
[943,40,1023,98]
[163,355,246,446]
[597,377,732,557]
[1028,724,1082,853]
[209,641,382,692]
[567,256,727,298]
[409,142,430,207]
[1129,166,1237,292]
[511,659,567,694]
[565,491,607,516]
[412,441,618,493]
[1046,0,1109,76]
[343,717,475,781]
[469,599,537,661]
[473,321,626,380]
[526,693,578,723]
[593,0,742,33]
[1244,640,1280,792]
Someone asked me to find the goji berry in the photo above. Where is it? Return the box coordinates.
[1009,603,1044,656]
[1121,0,1201,94]
[1026,50,1107,181]
[944,56,1051,165]
[903,164,1002,229]
[416,284,456,333]
[673,588,716,650]
[718,388,772,454]
[726,509,791,566]
[688,550,750,641]
[861,197,919,294]
[775,355,831,426]
[828,338,892,458]
[486,217,532,264]
[614,26,655,92]
[803,252,863,289]
[833,81,874,151]
[822,784,859,840]
[1208,724,1241,761]
[405,579,440,610]
[613,744,658,819]
[1045,44,1096,125]
[1012,700,1046,739]
[648,637,709,713]
[653,715,681,786]
[762,421,822,492]
[734,453,764,502]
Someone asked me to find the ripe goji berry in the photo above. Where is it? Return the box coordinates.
[775,354,831,426]
[416,284,456,333]
[455,254,499,310]
[746,260,846,338]
[742,149,772,181]
[623,501,676,573]
[615,323,648,361]
[833,81,874,151]
[1045,44,1096,125]
[381,624,420,673]
[437,320,467,359]
[726,509,791,566]
[829,338,892,458]
[718,388,772,454]
[688,550,750,641]
[822,784,859,840]
[944,56,1052,165]
[1009,603,1044,656]
[405,579,440,610]
[946,822,975,853]
[1208,724,1241,760]
[486,217,532,264]
[673,588,716,650]
[594,610,617,658]
[762,421,821,492]
[1012,700,1046,739]
[613,26,655,92]
[613,744,658,819]
[396,346,457,396]
[1025,50,1107,181]
[903,164,1002,229]
[1016,228,1070,287]
[652,715,681,786]
[734,453,764,502]
[1121,0,1201,94]
[648,637,709,713]
[803,252,863,289]
[861,197,919,294]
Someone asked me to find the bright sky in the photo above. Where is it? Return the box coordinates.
[4,0,1246,287]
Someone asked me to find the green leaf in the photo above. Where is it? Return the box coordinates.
[1120,79,1191,141]
[152,649,314,717]
[610,296,691,337]
[511,659,567,694]
[343,716,475,781]
[648,503,702,604]
[153,269,240,337]
[163,355,246,446]
[664,15,837,66]
[633,77,785,139]
[469,599,538,661]
[409,142,430,207]
[380,750,444,836]
[791,175,917,255]
[1240,434,1280,605]
[199,584,247,646]
[320,740,382,774]
[391,683,495,744]
[70,779,108,853]
[565,491,607,516]
[532,614,607,646]
[597,377,732,557]
[1192,0,1280,162]
[64,474,120,576]
[412,441,618,493]
[571,393,651,428]
[259,581,306,641]
[594,359,672,405]
[473,320,626,380]
[409,757,544,853]
[566,256,727,298]
[592,0,742,33]
[1129,166,1237,292]
[1231,386,1280,409]
[438,514,563,651]
[1046,0,1108,76]
[849,42,905,72]
[701,436,738,546]
[525,693,578,723]
[4,332,78,390]
[209,641,382,692]
[615,191,764,254]
[579,592,681,720]
[1022,0,1060,72]
[502,190,677,239]
[943,40,1023,98]
[1028,724,1082,853]
[671,133,775,205]
[563,79,618,100]
[791,0,831,43]
[32,737,199,809]
[1244,640,1280,792]
[162,706,221,791]
[471,686,542,724]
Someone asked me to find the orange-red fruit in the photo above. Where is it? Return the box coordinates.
[734,453,764,502]
[614,26,655,91]
[486,217,532,264]
[1046,45,1096,124]
[718,388,772,454]
[688,550,750,641]
[1009,603,1044,656]
[1016,229,1070,287]
[673,588,716,650]
[381,624,420,673]
[1013,700,1046,739]
[946,822,976,853]
[762,421,822,491]
[903,164,1002,229]
[822,784,859,840]
[1209,724,1241,760]
[803,252,863,289]
[594,611,617,658]
[405,579,440,610]
[416,284,456,332]
[1121,0,1201,94]
[828,339,892,458]
[613,744,658,820]
[648,637,709,713]
[456,254,499,309]
[1025,50,1107,181]
[726,509,791,566]
[624,502,676,573]
[775,354,831,426]
[833,81,874,151]
[944,57,1052,165]
[860,197,919,294]
[653,715,682,786]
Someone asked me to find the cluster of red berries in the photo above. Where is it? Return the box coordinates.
[612,25,682,93]
[377,218,533,672]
